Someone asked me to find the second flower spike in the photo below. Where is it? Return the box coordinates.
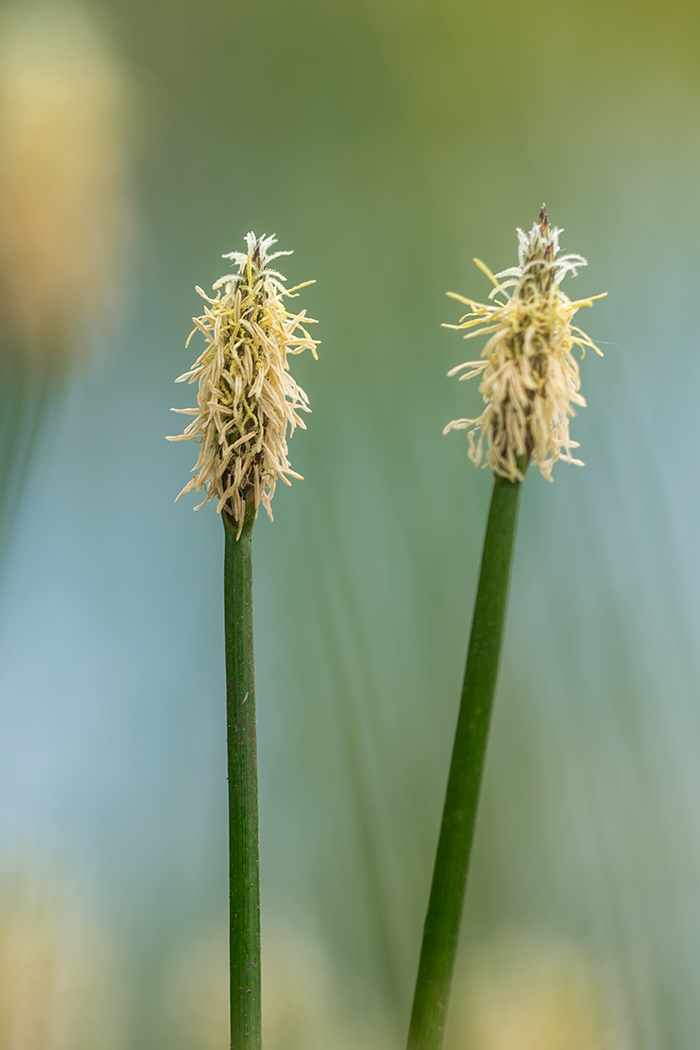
[168,232,318,534]
[444,206,605,482]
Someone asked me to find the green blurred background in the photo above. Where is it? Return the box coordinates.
[0,0,699,1046]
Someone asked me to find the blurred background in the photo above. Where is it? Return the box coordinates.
[0,0,697,1046]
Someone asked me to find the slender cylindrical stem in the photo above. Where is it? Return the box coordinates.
[223,509,261,1050]
[406,471,524,1050]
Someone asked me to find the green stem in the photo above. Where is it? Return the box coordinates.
[223,508,261,1050]
[406,470,525,1050]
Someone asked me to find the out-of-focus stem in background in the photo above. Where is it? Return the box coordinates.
[0,5,129,565]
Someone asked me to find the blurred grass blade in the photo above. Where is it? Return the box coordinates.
[0,357,51,570]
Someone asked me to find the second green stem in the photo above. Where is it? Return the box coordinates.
[406,470,524,1050]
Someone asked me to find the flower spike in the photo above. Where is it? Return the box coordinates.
[168,233,318,534]
[444,206,605,481]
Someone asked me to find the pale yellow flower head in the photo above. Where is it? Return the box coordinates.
[168,233,318,533]
[443,206,605,481]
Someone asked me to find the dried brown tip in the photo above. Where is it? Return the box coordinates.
[539,203,549,227]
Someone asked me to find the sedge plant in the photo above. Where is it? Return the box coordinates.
[406,206,605,1050]
[168,233,318,1049]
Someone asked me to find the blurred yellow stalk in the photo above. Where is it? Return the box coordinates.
[448,938,630,1050]
[0,6,130,564]
[0,5,129,367]
[0,868,122,1050]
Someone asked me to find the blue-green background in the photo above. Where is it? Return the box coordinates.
[1,0,700,1046]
